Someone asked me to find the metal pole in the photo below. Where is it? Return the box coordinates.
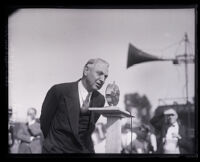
[130,115,133,153]
[184,33,191,129]
[184,33,189,103]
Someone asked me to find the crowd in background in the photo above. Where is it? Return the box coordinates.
[9,107,43,153]
[9,102,195,154]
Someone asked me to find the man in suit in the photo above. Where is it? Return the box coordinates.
[150,108,192,154]
[40,58,109,153]
[17,107,43,153]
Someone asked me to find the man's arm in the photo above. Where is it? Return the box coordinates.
[100,96,105,107]
[28,122,42,136]
[17,124,32,143]
[40,85,58,138]
[178,125,193,153]
[93,94,105,123]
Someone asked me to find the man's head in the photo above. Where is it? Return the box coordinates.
[82,58,109,92]
[27,107,37,121]
[163,108,178,125]
[137,124,149,140]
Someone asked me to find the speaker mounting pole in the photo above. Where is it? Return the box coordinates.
[184,32,189,103]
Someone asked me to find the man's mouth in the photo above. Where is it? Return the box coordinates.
[96,83,103,88]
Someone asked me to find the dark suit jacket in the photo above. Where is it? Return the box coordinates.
[17,121,42,153]
[40,80,105,153]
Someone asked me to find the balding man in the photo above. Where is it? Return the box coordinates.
[40,58,109,153]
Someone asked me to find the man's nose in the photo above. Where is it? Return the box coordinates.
[99,75,105,82]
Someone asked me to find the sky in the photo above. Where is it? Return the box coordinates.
[8,9,195,122]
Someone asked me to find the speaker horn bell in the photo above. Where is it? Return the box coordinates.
[127,43,163,68]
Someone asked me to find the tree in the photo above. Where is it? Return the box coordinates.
[124,93,152,124]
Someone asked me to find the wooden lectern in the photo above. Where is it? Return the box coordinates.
[89,107,134,153]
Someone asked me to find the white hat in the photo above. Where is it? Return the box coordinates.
[163,108,178,116]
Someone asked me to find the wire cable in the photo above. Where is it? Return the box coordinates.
[160,39,184,58]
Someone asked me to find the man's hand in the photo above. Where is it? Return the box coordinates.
[172,133,182,139]
[30,136,35,141]
[30,135,41,142]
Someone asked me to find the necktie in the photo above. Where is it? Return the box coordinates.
[81,93,91,113]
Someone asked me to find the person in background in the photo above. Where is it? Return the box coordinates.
[121,124,137,153]
[122,124,153,154]
[8,107,14,152]
[150,108,192,154]
[17,107,43,153]
[145,125,157,153]
[91,123,106,153]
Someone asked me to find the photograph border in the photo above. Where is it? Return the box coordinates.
[2,1,198,159]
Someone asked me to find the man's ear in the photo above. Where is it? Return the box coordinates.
[83,66,89,76]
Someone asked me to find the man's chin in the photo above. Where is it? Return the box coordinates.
[93,85,102,90]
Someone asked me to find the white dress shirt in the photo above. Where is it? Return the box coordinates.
[163,122,180,154]
[78,80,92,108]
[28,119,36,126]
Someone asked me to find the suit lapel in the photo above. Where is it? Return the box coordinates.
[89,93,95,126]
[89,91,101,126]
[64,81,80,137]
[64,81,103,136]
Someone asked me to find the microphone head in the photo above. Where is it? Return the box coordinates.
[105,81,120,106]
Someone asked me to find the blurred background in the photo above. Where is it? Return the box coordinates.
[8,8,195,154]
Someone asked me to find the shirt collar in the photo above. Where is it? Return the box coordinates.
[78,80,92,100]
[79,79,88,93]
[171,121,178,127]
